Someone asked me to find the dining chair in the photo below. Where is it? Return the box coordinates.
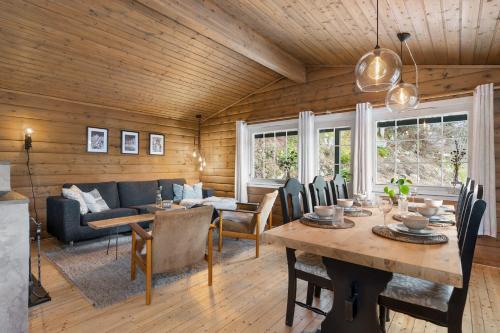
[455,177,471,226]
[329,173,349,204]
[278,179,333,326]
[130,205,215,305]
[216,191,277,258]
[378,197,487,333]
[279,178,310,224]
[458,184,483,251]
[309,175,333,207]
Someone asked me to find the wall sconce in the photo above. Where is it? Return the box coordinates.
[24,128,33,150]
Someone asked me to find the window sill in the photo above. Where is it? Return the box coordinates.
[247,180,285,189]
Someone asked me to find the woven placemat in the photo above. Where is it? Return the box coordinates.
[372,225,448,244]
[345,209,372,217]
[300,217,355,229]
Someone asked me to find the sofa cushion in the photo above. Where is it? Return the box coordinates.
[81,189,110,213]
[80,207,138,226]
[63,182,120,209]
[118,180,158,207]
[158,179,186,200]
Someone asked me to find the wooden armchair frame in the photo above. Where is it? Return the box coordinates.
[217,201,272,258]
[130,222,215,305]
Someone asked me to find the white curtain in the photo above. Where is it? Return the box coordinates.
[470,83,496,237]
[352,102,373,196]
[298,111,316,185]
[235,120,249,202]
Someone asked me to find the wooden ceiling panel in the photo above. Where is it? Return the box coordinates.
[215,0,500,66]
[0,0,280,120]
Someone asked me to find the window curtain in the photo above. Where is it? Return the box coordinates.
[298,111,316,185]
[235,120,249,202]
[470,83,496,237]
[352,102,373,196]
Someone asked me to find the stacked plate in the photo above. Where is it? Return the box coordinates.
[387,223,438,237]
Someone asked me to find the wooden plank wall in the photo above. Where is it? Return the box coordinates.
[201,66,500,266]
[0,89,199,237]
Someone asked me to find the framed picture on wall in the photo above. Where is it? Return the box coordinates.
[149,133,165,155]
[87,127,108,153]
[121,130,139,154]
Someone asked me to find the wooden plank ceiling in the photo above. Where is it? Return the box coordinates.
[215,0,500,66]
[0,0,281,120]
[1,0,499,121]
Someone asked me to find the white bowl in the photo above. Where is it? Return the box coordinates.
[416,206,440,217]
[314,205,334,218]
[336,199,354,208]
[354,193,367,201]
[402,215,429,230]
[424,199,443,208]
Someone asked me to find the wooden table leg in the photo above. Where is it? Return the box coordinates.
[319,257,393,333]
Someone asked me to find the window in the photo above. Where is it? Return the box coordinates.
[252,130,298,181]
[318,127,352,181]
[376,114,468,187]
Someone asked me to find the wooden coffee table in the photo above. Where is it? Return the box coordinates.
[88,204,186,259]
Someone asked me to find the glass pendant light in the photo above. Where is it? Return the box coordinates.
[355,0,402,92]
[386,33,419,112]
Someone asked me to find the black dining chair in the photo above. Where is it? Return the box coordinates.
[278,179,333,327]
[309,175,333,207]
[329,173,349,204]
[279,178,310,224]
[458,184,483,251]
[378,194,487,333]
[455,178,472,227]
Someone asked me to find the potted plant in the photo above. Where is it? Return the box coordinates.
[384,176,412,203]
[450,140,466,192]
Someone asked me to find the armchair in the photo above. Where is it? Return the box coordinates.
[130,205,214,305]
[216,191,278,258]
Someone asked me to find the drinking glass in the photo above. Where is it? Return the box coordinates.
[332,206,344,224]
[378,198,393,226]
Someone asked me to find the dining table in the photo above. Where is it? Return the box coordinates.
[263,206,462,333]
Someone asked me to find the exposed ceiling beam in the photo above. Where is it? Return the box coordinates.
[137,0,307,83]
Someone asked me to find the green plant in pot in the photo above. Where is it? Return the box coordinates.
[384,176,412,203]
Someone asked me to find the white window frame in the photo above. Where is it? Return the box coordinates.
[371,96,472,198]
[314,112,355,179]
[248,118,299,187]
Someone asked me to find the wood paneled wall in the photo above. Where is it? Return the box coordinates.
[201,65,500,266]
[0,89,199,237]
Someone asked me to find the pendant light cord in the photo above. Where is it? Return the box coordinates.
[376,0,379,48]
[404,41,419,88]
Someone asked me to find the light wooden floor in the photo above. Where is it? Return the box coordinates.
[30,239,500,333]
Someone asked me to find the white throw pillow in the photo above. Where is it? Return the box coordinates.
[62,185,88,215]
[81,189,110,213]
[183,182,203,199]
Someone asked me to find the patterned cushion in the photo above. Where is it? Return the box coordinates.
[380,273,453,312]
[294,252,329,279]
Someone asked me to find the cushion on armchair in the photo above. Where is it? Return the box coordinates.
[216,211,255,233]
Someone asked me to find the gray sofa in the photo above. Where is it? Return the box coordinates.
[46,179,214,243]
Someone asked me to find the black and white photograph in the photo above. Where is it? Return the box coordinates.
[86,127,108,153]
[149,133,165,155]
[121,130,139,154]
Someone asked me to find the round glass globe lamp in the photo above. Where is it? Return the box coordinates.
[355,47,402,92]
[385,82,419,112]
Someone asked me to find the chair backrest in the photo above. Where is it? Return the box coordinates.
[151,205,213,274]
[457,179,474,228]
[449,199,486,316]
[330,174,349,204]
[458,184,483,251]
[456,178,471,225]
[279,178,309,224]
[309,176,332,207]
[255,190,278,234]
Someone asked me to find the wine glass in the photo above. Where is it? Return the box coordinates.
[410,187,418,203]
[378,198,393,226]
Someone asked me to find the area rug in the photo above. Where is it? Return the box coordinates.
[44,234,256,308]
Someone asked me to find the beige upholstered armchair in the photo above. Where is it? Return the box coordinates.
[217,191,278,258]
[130,205,214,305]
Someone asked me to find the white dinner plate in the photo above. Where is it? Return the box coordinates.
[388,223,437,237]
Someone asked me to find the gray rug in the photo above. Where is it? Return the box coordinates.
[44,234,255,308]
